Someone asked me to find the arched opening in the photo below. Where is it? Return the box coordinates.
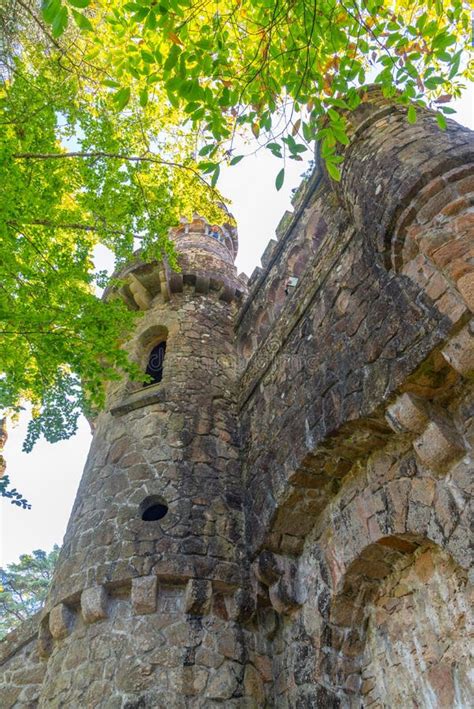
[144,341,166,386]
[324,536,471,706]
[139,495,168,522]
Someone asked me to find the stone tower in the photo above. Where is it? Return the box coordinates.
[1,87,473,708]
[35,214,256,706]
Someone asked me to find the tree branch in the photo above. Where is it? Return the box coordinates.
[11,151,216,193]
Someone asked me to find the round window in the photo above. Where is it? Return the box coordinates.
[139,496,168,522]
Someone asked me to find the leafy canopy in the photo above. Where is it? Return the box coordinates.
[0,545,60,638]
[40,0,472,182]
[0,0,471,502]
[1,0,225,502]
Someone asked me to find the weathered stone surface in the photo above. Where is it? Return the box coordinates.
[81,586,108,624]
[49,604,75,640]
[385,393,429,434]
[184,579,212,616]
[131,575,158,615]
[457,271,474,310]
[413,420,464,471]
[442,324,474,376]
[205,661,241,700]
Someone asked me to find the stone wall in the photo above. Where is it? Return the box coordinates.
[237,88,473,560]
[235,88,473,707]
[263,376,472,706]
[0,614,46,707]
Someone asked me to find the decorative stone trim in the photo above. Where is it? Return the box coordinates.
[109,382,167,416]
[441,324,474,376]
[386,390,466,474]
[37,616,53,659]
[131,575,158,615]
[184,579,213,616]
[81,586,108,624]
[385,393,429,434]
[49,603,75,640]
[413,420,465,472]
[128,272,152,310]
[253,551,305,615]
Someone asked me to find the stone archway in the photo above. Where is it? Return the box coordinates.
[318,473,472,707]
[361,541,471,707]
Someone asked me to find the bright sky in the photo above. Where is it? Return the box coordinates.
[1,90,473,566]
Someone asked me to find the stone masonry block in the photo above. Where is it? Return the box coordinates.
[131,575,158,615]
[385,393,429,434]
[81,585,108,624]
[128,273,152,311]
[457,272,474,311]
[441,325,474,376]
[37,618,53,658]
[49,603,75,640]
[413,420,464,472]
[184,578,213,616]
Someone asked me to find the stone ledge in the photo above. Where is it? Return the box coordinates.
[39,575,245,656]
[110,382,167,416]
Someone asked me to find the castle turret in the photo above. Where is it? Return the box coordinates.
[36,215,257,706]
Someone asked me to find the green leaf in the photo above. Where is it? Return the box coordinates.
[67,0,90,7]
[72,9,93,31]
[131,6,149,21]
[275,168,285,191]
[41,0,61,23]
[198,161,217,174]
[139,89,148,107]
[407,105,417,124]
[211,165,220,187]
[51,5,68,36]
[326,162,341,181]
[144,10,157,30]
[436,112,447,131]
[266,142,281,153]
[230,155,244,166]
[424,77,444,90]
[140,51,155,64]
[113,86,131,110]
[199,144,215,157]
[448,51,462,80]
[164,45,181,72]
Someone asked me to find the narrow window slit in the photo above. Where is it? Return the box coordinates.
[144,341,166,386]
